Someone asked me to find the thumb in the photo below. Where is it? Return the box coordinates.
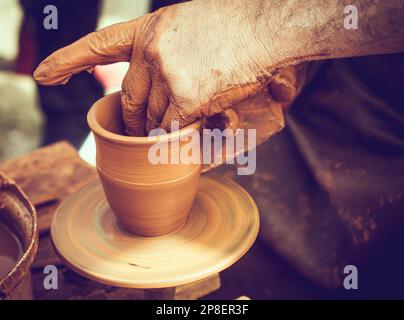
[33,19,137,85]
[269,66,297,102]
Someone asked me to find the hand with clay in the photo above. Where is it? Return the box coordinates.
[33,0,300,136]
[34,0,404,136]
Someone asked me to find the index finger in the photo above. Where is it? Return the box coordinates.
[34,20,136,85]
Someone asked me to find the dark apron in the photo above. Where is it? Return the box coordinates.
[232,54,404,288]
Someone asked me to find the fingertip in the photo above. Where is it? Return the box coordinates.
[269,81,296,102]
[33,62,50,83]
[269,72,297,102]
[159,102,195,133]
[33,56,73,85]
[121,93,147,136]
[145,109,161,134]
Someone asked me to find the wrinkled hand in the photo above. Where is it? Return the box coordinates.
[34,0,298,136]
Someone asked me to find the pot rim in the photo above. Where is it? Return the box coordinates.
[87,91,203,145]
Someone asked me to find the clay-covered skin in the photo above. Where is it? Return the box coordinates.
[88,93,202,236]
[33,0,300,137]
[34,0,404,137]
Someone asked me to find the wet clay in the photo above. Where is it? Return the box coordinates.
[87,92,202,236]
[51,173,259,288]
[0,221,23,280]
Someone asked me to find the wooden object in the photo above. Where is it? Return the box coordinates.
[0,141,97,235]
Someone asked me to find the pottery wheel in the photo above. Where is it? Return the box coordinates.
[51,173,259,288]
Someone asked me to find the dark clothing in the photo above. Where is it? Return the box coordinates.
[232,54,404,288]
[19,0,103,147]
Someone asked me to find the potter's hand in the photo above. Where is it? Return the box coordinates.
[34,0,404,136]
[33,0,298,136]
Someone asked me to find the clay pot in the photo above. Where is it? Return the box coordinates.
[0,173,38,300]
[87,92,203,236]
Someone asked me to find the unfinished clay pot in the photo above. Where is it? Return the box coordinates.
[0,173,38,300]
[87,92,203,236]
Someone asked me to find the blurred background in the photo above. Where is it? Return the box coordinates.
[0,0,152,160]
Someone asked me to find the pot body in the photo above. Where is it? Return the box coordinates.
[88,92,202,236]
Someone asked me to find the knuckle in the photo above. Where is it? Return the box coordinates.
[121,94,143,114]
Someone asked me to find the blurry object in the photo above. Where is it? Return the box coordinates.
[0,58,14,72]
[0,0,23,64]
[0,221,23,281]
[36,72,103,148]
[14,2,37,75]
[79,132,96,165]
[98,0,149,29]
[0,72,43,160]
[18,0,104,148]
[0,141,96,235]
[93,62,129,94]
[150,0,188,12]
[0,172,38,300]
